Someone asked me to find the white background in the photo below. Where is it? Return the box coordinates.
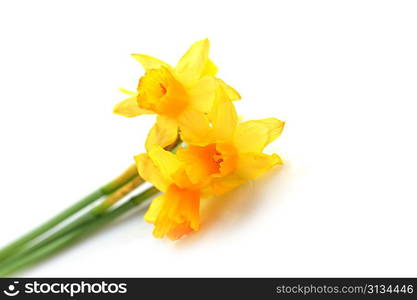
[0,0,416,277]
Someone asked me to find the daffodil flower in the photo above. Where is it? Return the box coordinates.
[113,39,240,150]
[135,147,203,240]
[182,86,285,196]
[135,86,284,240]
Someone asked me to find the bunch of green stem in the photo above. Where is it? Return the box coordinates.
[0,165,153,276]
[0,141,180,276]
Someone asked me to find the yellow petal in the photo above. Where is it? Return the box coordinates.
[209,86,238,141]
[144,194,165,224]
[145,185,200,240]
[202,174,246,196]
[236,153,282,180]
[145,115,178,151]
[148,145,182,182]
[188,76,216,113]
[234,118,285,153]
[131,54,171,71]
[201,59,218,77]
[217,78,241,101]
[113,95,153,117]
[135,153,170,192]
[178,109,211,146]
[175,39,210,84]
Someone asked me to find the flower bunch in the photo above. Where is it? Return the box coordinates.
[0,40,284,276]
[115,39,284,240]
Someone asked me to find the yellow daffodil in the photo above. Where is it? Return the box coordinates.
[135,147,203,240]
[135,86,284,240]
[114,39,240,150]
[181,87,285,197]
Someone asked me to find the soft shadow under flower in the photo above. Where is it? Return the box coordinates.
[174,163,289,247]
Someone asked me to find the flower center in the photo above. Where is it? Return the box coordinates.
[177,143,238,185]
[138,67,189,117]
[212,151,224,166]
[159,83,167,95]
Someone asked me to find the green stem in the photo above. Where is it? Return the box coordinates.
[0,212,97,269]
[0,176,144,268]
[0,177,144,268]
[0,165,138,262]
[0,186,159,277]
